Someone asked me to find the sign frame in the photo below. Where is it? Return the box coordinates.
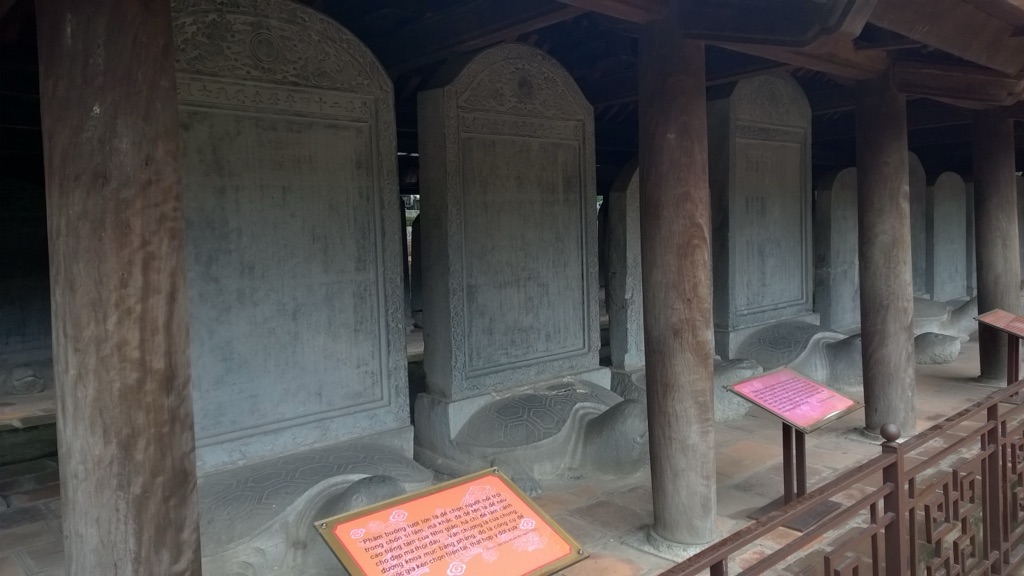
[314,468,587,576]
[728,366,862,434]
[977,308,1024,339]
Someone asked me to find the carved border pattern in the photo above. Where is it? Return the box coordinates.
[459,113,583,142]
[172,0,391,96]
[735,122,807,144]
[177,76,373,120]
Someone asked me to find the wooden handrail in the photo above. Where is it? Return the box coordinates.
[661,378,1024,575]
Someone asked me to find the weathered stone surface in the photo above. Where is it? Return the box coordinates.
[416,45,640,493]
[199,438,432,575]
[736,322,862,394]
[914,332,961,365]
[912,296,977,340]
[966,182,977,296]
[708,74,814,357]
[926,172,968,302]
[421,380,646,496]
[418,43,600,400]
[608,161,644,370]
[0,351,52,396]
[909,152,928,296]
[1018,176,1024,279]
[173,2,427,573]
[174,0,409,471]
[814,168,859,331]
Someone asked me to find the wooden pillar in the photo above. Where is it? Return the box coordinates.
[638,19,715,544]
[36,2,202,575]
[973,110,1020,382]
[855,72,917,437]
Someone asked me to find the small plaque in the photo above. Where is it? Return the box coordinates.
[730,367,860,433]
[315,469,585,576]
[977,308,1024,339]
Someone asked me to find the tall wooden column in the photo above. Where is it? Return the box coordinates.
[638,20,716,544]
[973,110,1020,382]
[855,72,917,437]
[36,2,202,575]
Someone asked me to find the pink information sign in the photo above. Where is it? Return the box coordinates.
[977,308,1024,339]
[730,367,860,433]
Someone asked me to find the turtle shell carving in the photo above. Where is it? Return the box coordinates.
[455,382,622,449]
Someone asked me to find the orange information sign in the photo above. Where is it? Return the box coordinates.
[730,367,861,433]
[315,469,585,576]
[977,308,1024,339]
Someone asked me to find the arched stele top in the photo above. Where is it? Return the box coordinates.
[171,0,392,96]
[930,170,967,190]
[432,43,591,121]
[729,73,811,126]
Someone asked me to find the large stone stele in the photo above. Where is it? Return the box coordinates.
[708,73,815,358]
[606,161,762,421]
[813,168,859,332]
[415,43,645,492]
[173,1,428,573]
[926,172,969,302]
[909,152,928,297]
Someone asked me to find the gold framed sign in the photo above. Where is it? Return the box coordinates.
[315,468,586,576]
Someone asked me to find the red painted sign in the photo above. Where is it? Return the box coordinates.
[315,469,585,576]
[977,308,1024,339]
[730,367,860,433]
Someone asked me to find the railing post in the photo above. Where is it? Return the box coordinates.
[880,424,906,576]
[986,404,1005,571]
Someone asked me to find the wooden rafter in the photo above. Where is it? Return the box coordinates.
[964,0,1024,27]
[370,0,584,74]
[893,59,1024,106]
[555,0,666,23]
[869,0,1024,76]
[711,39,887,80]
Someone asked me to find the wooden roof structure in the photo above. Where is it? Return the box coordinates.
[2,0,1022,193]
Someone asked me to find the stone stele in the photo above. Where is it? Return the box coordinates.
[708,74,815,358]
[606,161,762,421]
[173,0,428,573]
[415,43,645,493]
[926,172,969,302]
[814,167,859,332]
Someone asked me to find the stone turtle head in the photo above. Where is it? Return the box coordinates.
[580,399,648,476]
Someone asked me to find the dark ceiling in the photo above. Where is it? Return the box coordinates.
[1,0,1022,195]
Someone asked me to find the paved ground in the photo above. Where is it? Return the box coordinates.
[0,336,1005,575]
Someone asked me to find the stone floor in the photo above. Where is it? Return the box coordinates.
[0,336,1007,576]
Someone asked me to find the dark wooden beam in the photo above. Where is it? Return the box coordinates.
[964,0,1024,28]
[1006,100,1024,119]
[893,59,1024,106]
[711,39,887,80]
[555,0,666,23]
[580,61,792,107]
[369,0,584,74]
[870,0,1024,76]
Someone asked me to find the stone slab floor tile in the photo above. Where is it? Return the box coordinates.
[0,555,29,576]
[568,501,648,538]
[0,523,55,556]
[556,553,645,576]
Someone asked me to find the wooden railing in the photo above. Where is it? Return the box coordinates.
[664,380,1024,576]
